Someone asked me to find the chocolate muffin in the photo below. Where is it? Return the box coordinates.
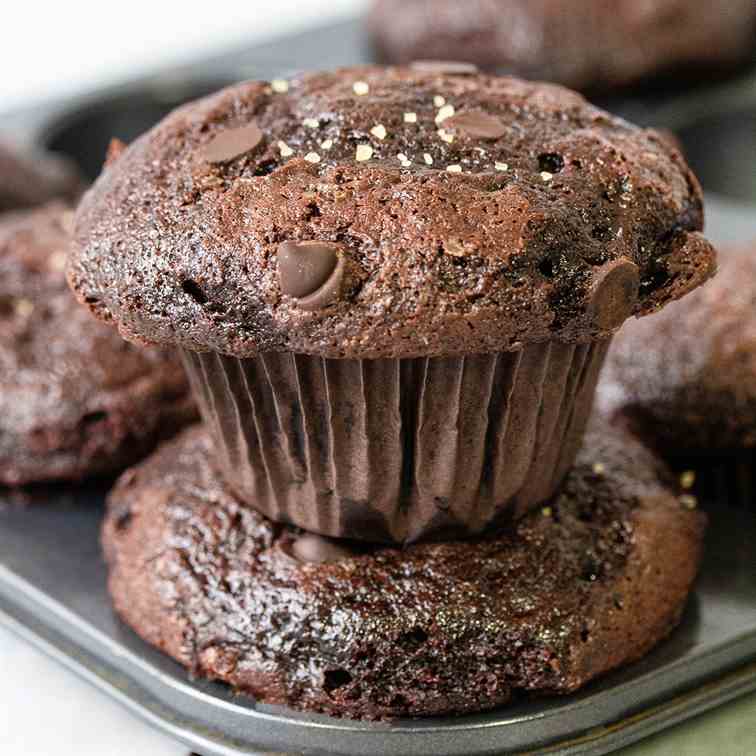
[0,203,196,486]
[600,241,756,507]
[102,421,705,719]
[70,66,715,542]
[368,0,756,92]
[0,142,82,212]
[601,242,756,453]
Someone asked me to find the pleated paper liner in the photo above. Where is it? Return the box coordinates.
[181,340,610,544]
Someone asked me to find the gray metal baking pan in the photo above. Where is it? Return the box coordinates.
[1,15,756,756]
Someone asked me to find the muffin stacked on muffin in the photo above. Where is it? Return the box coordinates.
[69,65,714,716]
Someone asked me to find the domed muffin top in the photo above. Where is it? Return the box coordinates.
[69,65,715,359]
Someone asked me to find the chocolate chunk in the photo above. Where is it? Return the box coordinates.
[443,110,507,140]
[587,258,640,330]
[289,533,357,563]
[200,123,263,163]
[277,241,344,309]
[410,60,479,74]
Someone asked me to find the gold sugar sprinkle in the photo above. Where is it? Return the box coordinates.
[680,494,698,510]
[541,506,553,518]
[404,112,418,123]
[320,139,334,150]
[271,79,289,93]
[355,144,374,162]
[423,153,433,165]
[14,299,34,317]
[353,81,370,96]
[435,103,455,124]
[433,95,446,107]
[437,129,455,144]
[370,124,388,140]
[278,141,294,157]
[304,152,321,163]
[680,470,696,489]
[303,117,319,129]
[49,250,68,271]
[592,462,606,475]
[495,162,509,171]
[446,164,463,173]
[541,171,554,181]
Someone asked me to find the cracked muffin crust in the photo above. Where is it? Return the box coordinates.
[102,421,705,718]
[69,66,715,360]
[0,204,196,486]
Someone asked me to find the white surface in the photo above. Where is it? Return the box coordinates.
[0,625,185,755]
[0,4,365,754]
[0,0,367,111]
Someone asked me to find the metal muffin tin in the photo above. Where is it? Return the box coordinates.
[1,17,756,756]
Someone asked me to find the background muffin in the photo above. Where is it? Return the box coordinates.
[601,242,756,454]
[0,141,83,212]
[69,66,715,542]
[369,0,756,92]
[0,203,196,486]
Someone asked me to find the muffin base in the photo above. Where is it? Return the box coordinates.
[181,341,609,543]
[102,422,705,719]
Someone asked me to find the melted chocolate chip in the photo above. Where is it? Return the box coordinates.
[289,533,356,563]
[444,110,507,139]
[587,258,640,330]
[200,122,263,163]
[277,241,344,309]
[410,60,479,74]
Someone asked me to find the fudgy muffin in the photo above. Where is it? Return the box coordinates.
[69,66,715,542]
[368,0,756,91]
[0,142,82,212]
[0,203,196,486]
[601,242,756,453]
[600,241,756,507]
[103,420,705,719]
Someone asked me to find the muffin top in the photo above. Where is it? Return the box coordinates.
[69,65,715,359]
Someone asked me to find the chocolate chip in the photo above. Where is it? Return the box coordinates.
[288,533,356,563]
[200,122,263,163]
[277,241,344,310]
[586,258,640,330]
[443,110,507,140]
[410,60,479,74]
[538,153,565,174]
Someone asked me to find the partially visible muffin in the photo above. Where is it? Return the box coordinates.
[69,66,715,542]
[102,420,705,719]
[0,142,82,212]
[369,0,756,91]
[601,242,756,453]
[0,203,195,486]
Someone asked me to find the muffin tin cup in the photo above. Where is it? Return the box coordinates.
[181,339,610,544]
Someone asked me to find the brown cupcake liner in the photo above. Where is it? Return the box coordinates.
[181,340,610,543]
